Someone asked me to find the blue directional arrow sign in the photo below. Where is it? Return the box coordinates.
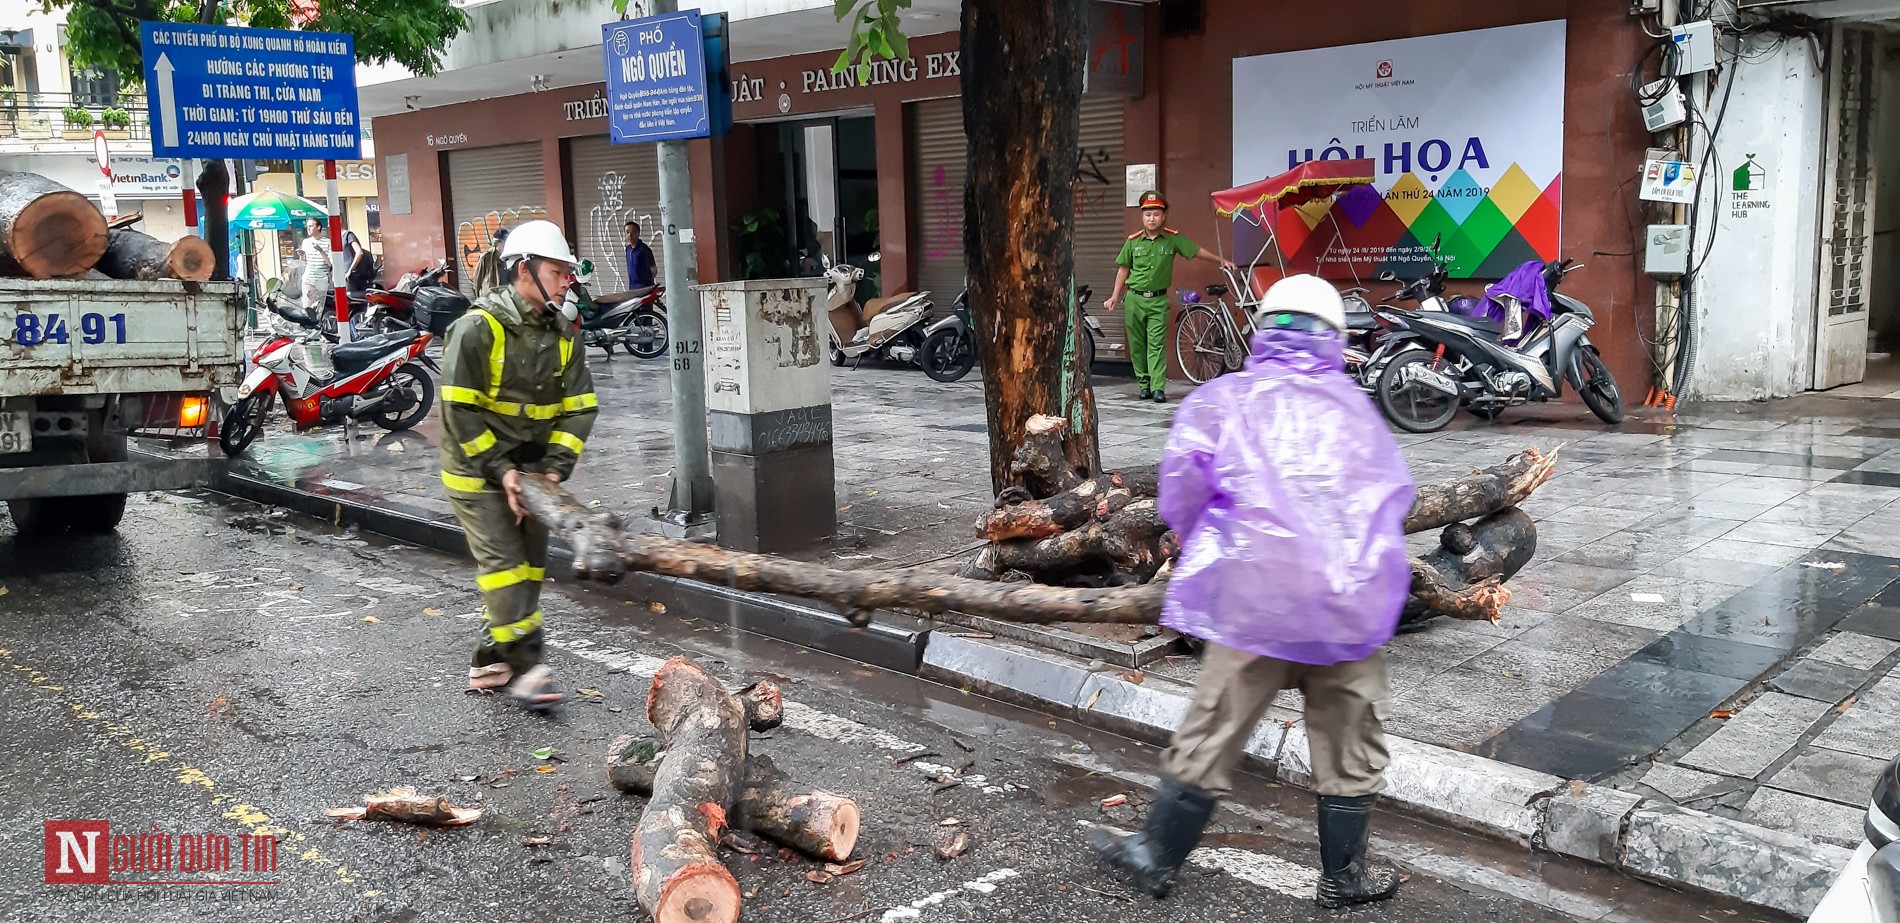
[602,11,711,144]
[141,21,361,160]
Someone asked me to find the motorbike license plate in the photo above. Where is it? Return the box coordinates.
[0,410,30,454]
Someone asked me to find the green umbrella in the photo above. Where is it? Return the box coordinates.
[227,190,330,230]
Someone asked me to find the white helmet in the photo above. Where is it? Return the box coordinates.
[1252,273,1345,333]
[499,219,578,268]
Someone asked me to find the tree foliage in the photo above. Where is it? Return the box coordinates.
[45,0,470,78]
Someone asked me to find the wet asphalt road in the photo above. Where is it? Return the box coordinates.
[0,492,1788,923]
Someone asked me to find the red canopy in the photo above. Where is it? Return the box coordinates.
[1212,159,1377,220]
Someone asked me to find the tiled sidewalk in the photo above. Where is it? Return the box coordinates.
[219,352,1900,849]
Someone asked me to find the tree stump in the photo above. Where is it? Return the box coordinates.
[97,227,215,281]
[0,170,108,279]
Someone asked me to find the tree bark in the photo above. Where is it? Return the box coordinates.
[1404,447,1560,535]
[608,739,860,863]
[97,227,216,281]
[1400,507,1538,626]
[962,0,1093,495]
[196,160,231,283]
[1009,414,1084,498]
[515,476,1528,627]
[987,500,1176,578]
[631,657,746,923]
[0,170,108,278]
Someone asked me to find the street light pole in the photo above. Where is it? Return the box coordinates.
[652,0,713,527]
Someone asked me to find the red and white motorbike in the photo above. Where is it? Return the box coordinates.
[219,293,440,456]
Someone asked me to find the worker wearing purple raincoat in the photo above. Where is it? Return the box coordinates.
[1091,274,1415,910]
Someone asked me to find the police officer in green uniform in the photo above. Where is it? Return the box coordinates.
[1107,191,1236,402]
[439,219,598,713]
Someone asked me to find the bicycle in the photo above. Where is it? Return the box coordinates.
[1171,265,1371,384]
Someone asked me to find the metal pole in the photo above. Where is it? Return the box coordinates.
[653,0,712,523]
[326,159,350,343]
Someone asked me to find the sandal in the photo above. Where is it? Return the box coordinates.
[507,664,563,713]
[468,663,513,691]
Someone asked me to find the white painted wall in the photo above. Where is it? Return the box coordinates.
[1872,45,1900,352]
[1685,37,1828,401]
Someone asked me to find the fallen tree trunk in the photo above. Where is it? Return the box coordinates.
[981,499,1176,580]
[1400,507,1537,625]
[1404,447,1560,534]
[0,170,108,278]
[516,476,1522,626]
[97,227,216,281]
[631,657,747,923]
[608,739,860,862]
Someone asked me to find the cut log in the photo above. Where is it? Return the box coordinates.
[0,170,108,278]
[98,227,216,281]
[738,681,783,731]
[987,499,1177,580]
[974,466,1158,542]
[1400,507,1539,625]
[1008,413,1084,498]
[631,657,746,923]
[608,738,860,863]
[1404,447,1560,534]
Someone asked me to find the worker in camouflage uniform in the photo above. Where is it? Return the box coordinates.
[438,219,597,712]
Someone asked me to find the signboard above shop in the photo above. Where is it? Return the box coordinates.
[139,21,362,160]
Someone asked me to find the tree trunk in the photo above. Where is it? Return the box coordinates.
[196,160,231,283]
[514,476,1524,627]
[987,500,1174,577]
[608,739,860,863]
[975,466,1157,541]
[1404,448,1559,535]
[0,170,108,278]
[98,227,216,281]
[1401,507,1537,625]
[631,657,746,923]
[962,0,1093,495]
[1009,414,1084,498]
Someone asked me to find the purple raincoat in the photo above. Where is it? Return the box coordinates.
[1157,329,1416,665]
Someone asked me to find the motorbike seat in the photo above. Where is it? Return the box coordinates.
[331,329,420,375]
[862,292,919,325]
[1434,312,1504,337]
[1343,310,1378,331]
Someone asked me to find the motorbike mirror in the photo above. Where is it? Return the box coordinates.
[1431,233,1443,249]
[1377,271,1397,282]
[867,251,882,263]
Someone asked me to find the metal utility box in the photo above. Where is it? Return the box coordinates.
[697,278,835,553]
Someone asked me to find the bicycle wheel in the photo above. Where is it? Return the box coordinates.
[1172,305,1230,384]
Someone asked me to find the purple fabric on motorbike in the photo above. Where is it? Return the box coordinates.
[1157,328,1416,665]
[1486,260,1553,322]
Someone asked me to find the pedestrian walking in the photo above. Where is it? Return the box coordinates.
[1089,274,1416,909]
[297,219,332,311]
[438,219,598,713]
[624,220,657,290]
[343,230,376,294]
[1104,191,1235,403]
[473,227,510,294]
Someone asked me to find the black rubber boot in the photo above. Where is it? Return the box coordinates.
[1088,776,1218,898]
[1316,794,1400,909]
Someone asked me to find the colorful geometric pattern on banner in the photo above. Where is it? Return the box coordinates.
[1231,21,1565,280]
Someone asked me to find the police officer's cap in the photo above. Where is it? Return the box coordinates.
[1137,191,1168,211]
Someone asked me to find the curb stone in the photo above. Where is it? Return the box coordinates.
[201,457,1854,917]
[922,631,1853,917]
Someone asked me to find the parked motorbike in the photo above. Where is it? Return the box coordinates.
[1372,259,1624,433]
[357,261,455,333]
[570,265,669,359]
[825,257,935,371]
[919,289,977,382]
[1806,752,1899,923]
[220,294,451,456]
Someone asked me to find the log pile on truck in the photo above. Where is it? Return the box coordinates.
[0,170,213,282]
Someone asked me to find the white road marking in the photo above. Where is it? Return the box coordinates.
[880,868,1021,921]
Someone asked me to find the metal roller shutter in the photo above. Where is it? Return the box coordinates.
[909,97,966,311]
[445,143,549,293]
[1073,93,1128,362]
[565,135,664,293]
[910,95,1126,354]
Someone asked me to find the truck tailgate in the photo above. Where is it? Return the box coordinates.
[0,279,244,396]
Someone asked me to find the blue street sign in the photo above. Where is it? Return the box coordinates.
[140,21,361,161]
[602,11,711,144]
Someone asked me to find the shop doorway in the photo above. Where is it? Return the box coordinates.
[763,115,879,296]
[1813,25,1888,392]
